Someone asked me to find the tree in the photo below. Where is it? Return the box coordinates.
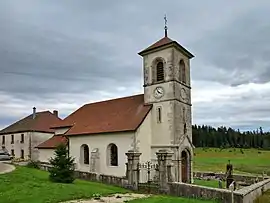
[48,143,75,183]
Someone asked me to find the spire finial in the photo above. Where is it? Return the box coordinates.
[164,14,168,37]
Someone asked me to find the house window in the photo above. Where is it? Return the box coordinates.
[81,144,89,165]
[21,149,24,159]
[156,62,164,82]
[157,107,162,123]
[11,135,14,144]
[11,149,14,156]
[179,60,186,84]
[108,144,118,166]
[21,134,24,143]
[2,136,5,145]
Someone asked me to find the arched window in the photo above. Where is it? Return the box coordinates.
[107,143,118,166]
[81,144,89,165]
[156,62,164,82]
[179,60,186,84]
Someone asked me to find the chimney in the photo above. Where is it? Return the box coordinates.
[33,107,36,119]
[53,110,58,117]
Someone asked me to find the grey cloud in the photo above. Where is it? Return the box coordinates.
[192,5,270,86]
[1,0,270,130]
[193,85,270,131]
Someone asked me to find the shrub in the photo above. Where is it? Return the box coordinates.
[26,160,40,169]
[48,143,75,183]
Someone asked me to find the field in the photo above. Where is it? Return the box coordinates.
[194,148,270,175]
[0,166,217,203]
[129,196,217,203]
[254,190,270,203]
[193,179,225,189]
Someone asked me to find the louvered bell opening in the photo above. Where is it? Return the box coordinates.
[156,62,164,82]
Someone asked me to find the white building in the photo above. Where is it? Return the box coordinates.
[37,31,195,183]
[0,108,62,161]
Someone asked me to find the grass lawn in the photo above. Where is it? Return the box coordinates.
[194,148,270,175]
[193,179,225,189]
[0,166,218,203]
[0,166,128,203]
[129,196,218,203]
[255,190,270,203]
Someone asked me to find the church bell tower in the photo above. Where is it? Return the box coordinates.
[138,17,195,183]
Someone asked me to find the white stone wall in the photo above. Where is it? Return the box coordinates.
[69,132,134,177]
[30,132,54,161]
[135,112,152,163]
[37,148,55,163]
[0,131,54,160]
[141,42,194,183]
[54,127,70,135]
[0,132,30,159]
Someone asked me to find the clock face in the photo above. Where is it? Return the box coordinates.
[180,88,188,101]
[154,86,164,99]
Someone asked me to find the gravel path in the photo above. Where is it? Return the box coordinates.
[0,162,15,174]
[63,193,150,203]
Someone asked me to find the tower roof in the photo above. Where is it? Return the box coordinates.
[138,36,194,59]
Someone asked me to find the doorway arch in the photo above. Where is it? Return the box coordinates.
[181,149,191,183]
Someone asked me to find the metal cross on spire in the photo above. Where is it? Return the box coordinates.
[164,14,168,37]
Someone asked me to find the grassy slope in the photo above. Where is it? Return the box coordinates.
[194,148,270,175]
[255,190,270,203]
[0,167,218,203]
[193,179,226,189]
[0,166,128,203]
[130,196,218,203]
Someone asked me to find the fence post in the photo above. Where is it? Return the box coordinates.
[125,150,141,190]
[156,149,174,194]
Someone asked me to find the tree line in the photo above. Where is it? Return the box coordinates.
[192,125,270,149]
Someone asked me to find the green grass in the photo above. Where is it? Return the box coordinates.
[0,166,218,203]
[194,148,270,175]
[0,166,128,203]
[255,190,270,203]
[193,179,225,189]
[130,196,218,203]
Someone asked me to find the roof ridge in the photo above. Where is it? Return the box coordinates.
[83,93,144,106]
[0,109,61,135]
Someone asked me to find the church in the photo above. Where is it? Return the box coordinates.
[37,27,195,183]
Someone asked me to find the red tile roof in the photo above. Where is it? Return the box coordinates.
[0,111,62,135]
[138,36,194,58]
[36,135,67,149]
[140,37,173,53]
[52,94,152,136]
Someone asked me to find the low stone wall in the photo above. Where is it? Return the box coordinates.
[194,171,268,183]
[39,164,128,188]
[168,178,270,203]
[39,163,269,202]
[168,182,238,203]
[236,178,270,203]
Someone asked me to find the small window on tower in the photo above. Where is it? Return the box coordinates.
[156,62,164,82]
[179,60,186,84]
[157,107,162,123]
[2,136,5,145]
[11,135,14,144]
[21,134,24,143]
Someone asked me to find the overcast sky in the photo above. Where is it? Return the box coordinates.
[1,0,270,131]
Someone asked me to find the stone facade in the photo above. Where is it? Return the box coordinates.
[141,41,194,184]
[1,131,54,161]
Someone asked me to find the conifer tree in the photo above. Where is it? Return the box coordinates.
[48,143,75,183]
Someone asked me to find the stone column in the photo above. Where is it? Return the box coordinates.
[125,150,141,190]
[190,158,194,183]
[156,149,174,194]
